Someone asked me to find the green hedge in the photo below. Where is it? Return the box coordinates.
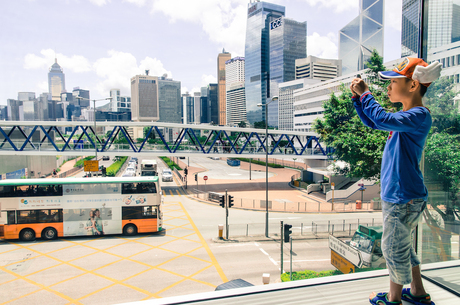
[106,156,128,177]
[281,270,341,282]
[159,156,182,170]
[74,156,95,168]
[234,158,284,168]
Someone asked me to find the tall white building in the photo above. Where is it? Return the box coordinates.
[109,89,131,112]
[193,92,201,124]
[225,57,247,126]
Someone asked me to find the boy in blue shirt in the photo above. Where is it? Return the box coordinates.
[351,57,442,305]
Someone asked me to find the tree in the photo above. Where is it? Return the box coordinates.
[238,121,247,128]
[313,49,396,179]
[424,131,460,257]
[143,127,156,140]
[254,121,267,129]
[424,77,460,134]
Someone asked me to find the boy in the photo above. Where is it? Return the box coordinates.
[350,57,442,305]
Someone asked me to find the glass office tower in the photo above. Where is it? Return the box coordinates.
[401,0,460,57]
[268,16,307,127]
[245,1,285,124]
[338,0,384,75]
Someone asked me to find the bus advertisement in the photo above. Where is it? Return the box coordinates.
[0,177,162,241]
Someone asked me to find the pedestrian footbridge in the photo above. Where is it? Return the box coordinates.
[0,121,330,158]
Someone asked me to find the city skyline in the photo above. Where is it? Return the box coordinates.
[0,0,403,106]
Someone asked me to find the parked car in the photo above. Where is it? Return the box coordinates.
[102,156,110,161]
[131,157,138,164]
[162,169,173,182]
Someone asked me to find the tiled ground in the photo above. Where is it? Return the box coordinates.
[0,188,227,304]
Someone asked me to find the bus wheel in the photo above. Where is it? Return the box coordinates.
[20,229,36,241]
[123,224,137,236]
[42,228,57,240]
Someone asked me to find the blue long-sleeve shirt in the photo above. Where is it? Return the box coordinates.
[352,92,432,204]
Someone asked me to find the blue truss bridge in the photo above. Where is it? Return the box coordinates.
[0,121,329,159]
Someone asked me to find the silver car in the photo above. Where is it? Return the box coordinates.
[162,169,173,182]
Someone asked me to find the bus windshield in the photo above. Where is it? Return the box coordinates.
[350,232,375,254]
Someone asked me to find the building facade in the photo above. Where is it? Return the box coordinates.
[401,0,460,57]
[245,1,285,124]
[72,87,90,108]
[109,89,131,113]
[48,59,66,101]
[217,49,231,125]
[295,56,342,80]
[226,57,247,126]
[182,93,194,124]
[158,76,181,124]
[339,0,384,75]
[130,74,159,122]
[208,84,219,125]
[200,87,209,123]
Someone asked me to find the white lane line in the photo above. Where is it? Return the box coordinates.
[255,243,280,270]
[260,248,269,256]
[277,259,330,263]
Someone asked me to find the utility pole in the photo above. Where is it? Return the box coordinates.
[225,189,229,240]
[280,221,284,275]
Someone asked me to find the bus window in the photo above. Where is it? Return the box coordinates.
[17,210,39,224]
[122,206,143,219]
[143,206,157,218]
[122,183,157,194]
[7,211,16,224]
[38,209,63,223]
[0,185,63,197]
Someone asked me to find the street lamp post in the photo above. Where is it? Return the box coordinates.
[258,96,278,238]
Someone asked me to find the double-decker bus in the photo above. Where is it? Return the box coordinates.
[0,177,162,241]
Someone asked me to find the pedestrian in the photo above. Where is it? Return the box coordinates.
[351,57,441,305]
[53,169,57,177]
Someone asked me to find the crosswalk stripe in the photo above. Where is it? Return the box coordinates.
[169,190,174,196]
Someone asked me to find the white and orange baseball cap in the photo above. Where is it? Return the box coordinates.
[378,57,442,87]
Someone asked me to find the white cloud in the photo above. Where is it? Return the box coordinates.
[201,74,217,86]
[36,81,48,94]
[88,0,111,6]
[307,32,338,59]
[24,49,92,73]
[304,0,358,13]
[385,0,402,31]
[149,0,247,56]
[93,50,172,96]
[123,0,146,6]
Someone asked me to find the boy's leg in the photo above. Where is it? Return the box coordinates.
[410,265,428,297]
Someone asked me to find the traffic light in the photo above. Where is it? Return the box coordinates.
[284,223,292,243]
[219,195,225,208]
[184,167,188,176]
[228,195,234,208]
[194,173,197,181]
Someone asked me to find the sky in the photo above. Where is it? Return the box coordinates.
[0,0,403,107]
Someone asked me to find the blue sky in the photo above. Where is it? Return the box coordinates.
[0,0,402,106]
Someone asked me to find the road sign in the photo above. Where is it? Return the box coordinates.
[203,176,208,181]
[328,235,363,268]
[84,160,99,172]
[358,183,364,187]
[331,250,355,274]
[331,182,335,186]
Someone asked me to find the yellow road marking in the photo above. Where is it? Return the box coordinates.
[177,201,228,283]
[169,190,174,196]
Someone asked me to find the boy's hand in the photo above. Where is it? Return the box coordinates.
[351,78,369,96]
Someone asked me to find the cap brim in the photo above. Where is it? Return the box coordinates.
[378,71,408,80]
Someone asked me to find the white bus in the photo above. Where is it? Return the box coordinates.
[0,177,162,241]
[141,159,157,176]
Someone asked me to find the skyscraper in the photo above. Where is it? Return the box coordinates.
[182,93,194,124]
[268,16,307,127]
[401,0,460,57]
[217,49,231,125]
[158,75,182,124]
[339,0,384,75]
[200,87,209,123]
[208,84,219,124]
[245,0,285,124]
[193,92,201,124]
[130,73,159,122]
[72,87,90,108]
[48,59,65,101]
[226,57,247,126]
